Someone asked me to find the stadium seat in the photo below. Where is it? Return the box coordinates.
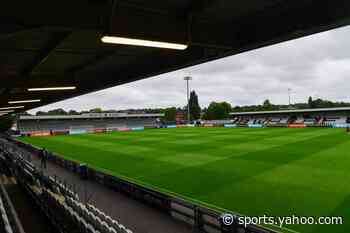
[108,227,117,233]
[87,203,93,211]
[81,205,88,216]
[112,220,122,232]
[88,212,95,223]
[86,224,95,233]
[97,211,105,222]
[101,221,110,232]
[96,219,104,232]
[105,215,114,226]
[66,197,73,207]
[101,212,107,221]
[88,204,98,216]
[0,206,5,214]
[5,225,13,233]
[92,214,99,223]
[119,225,128,233]
[73,212,80,223]
[82,221,89,231]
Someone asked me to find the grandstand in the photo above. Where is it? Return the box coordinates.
[231,107,350,128]
[17,113,163,135]
[2,1,350,233]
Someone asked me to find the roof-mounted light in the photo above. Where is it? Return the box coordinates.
[9,99,41,104]
[0,110,14,114]
[101,36,188,50]
[28,86,77,91]
[0,106,25,110]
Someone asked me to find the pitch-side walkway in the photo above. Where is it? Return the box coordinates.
[29,155,192,233]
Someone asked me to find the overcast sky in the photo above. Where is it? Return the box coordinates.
[30,25,350,114]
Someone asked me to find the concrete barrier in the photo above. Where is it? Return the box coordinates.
[248,124,263,128]
[69,129,88,135]
[117,127,132,132]
[131,127,145,131]
[288,124,306,128]
[224,124,237,128]
[30,131,51,136]
[333,123,350,128]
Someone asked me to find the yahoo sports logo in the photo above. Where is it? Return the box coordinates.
[220,213,234,226]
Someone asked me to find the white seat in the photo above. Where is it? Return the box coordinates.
[87,204,93,211]
[96,219,104,232]
[112,220,121,232]
[5,225,13,233]
[109,227,117,233]
[101,221,109,232]
[2,214,10,226]
[105,216,113,226]
[119,225,128,233]
[86,224,95,233]
[88,212,95,223]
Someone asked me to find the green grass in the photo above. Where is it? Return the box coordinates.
[19,128,350,233]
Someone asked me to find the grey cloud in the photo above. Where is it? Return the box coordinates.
[30,25,350,114]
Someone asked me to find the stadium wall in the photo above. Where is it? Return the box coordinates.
[17,115,159,135]
[248,124,263,128]
[69,129,87,135]
[224,124,237,128]
[333,123,350,128]
[15,140,278,233]
[288,124,306,128]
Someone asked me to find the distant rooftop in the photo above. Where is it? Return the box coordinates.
[230,107,350,116]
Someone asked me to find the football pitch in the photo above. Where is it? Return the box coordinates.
[19,128,350,233]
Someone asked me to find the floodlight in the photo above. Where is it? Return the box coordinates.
[0,106,25,110]
[28,86,77,91]
[101,36,188,50]
[9,99,41,104]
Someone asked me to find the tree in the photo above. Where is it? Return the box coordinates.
[203,102,232,120]
[36,108,68,115]
[189,91,201,120]
[163,107,177,122]
[89,108,103,113]
[308,96,314,108]
[230,97,350,113]
[19,112,31,116]
[36,111,47,116]
[263,99,273,110]
[221,102,232,114]
[68,110,79,115]
[48,108,67,115]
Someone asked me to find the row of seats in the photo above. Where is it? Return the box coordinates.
[2,138,134,233]
[42,188,85,233]
[235,116,350,126]
[0,195,13,233]
[42,180,115,233]
[63,202,101,233]
[87,204,131,233]
[66,196,132,233]
[53,177,79,200]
